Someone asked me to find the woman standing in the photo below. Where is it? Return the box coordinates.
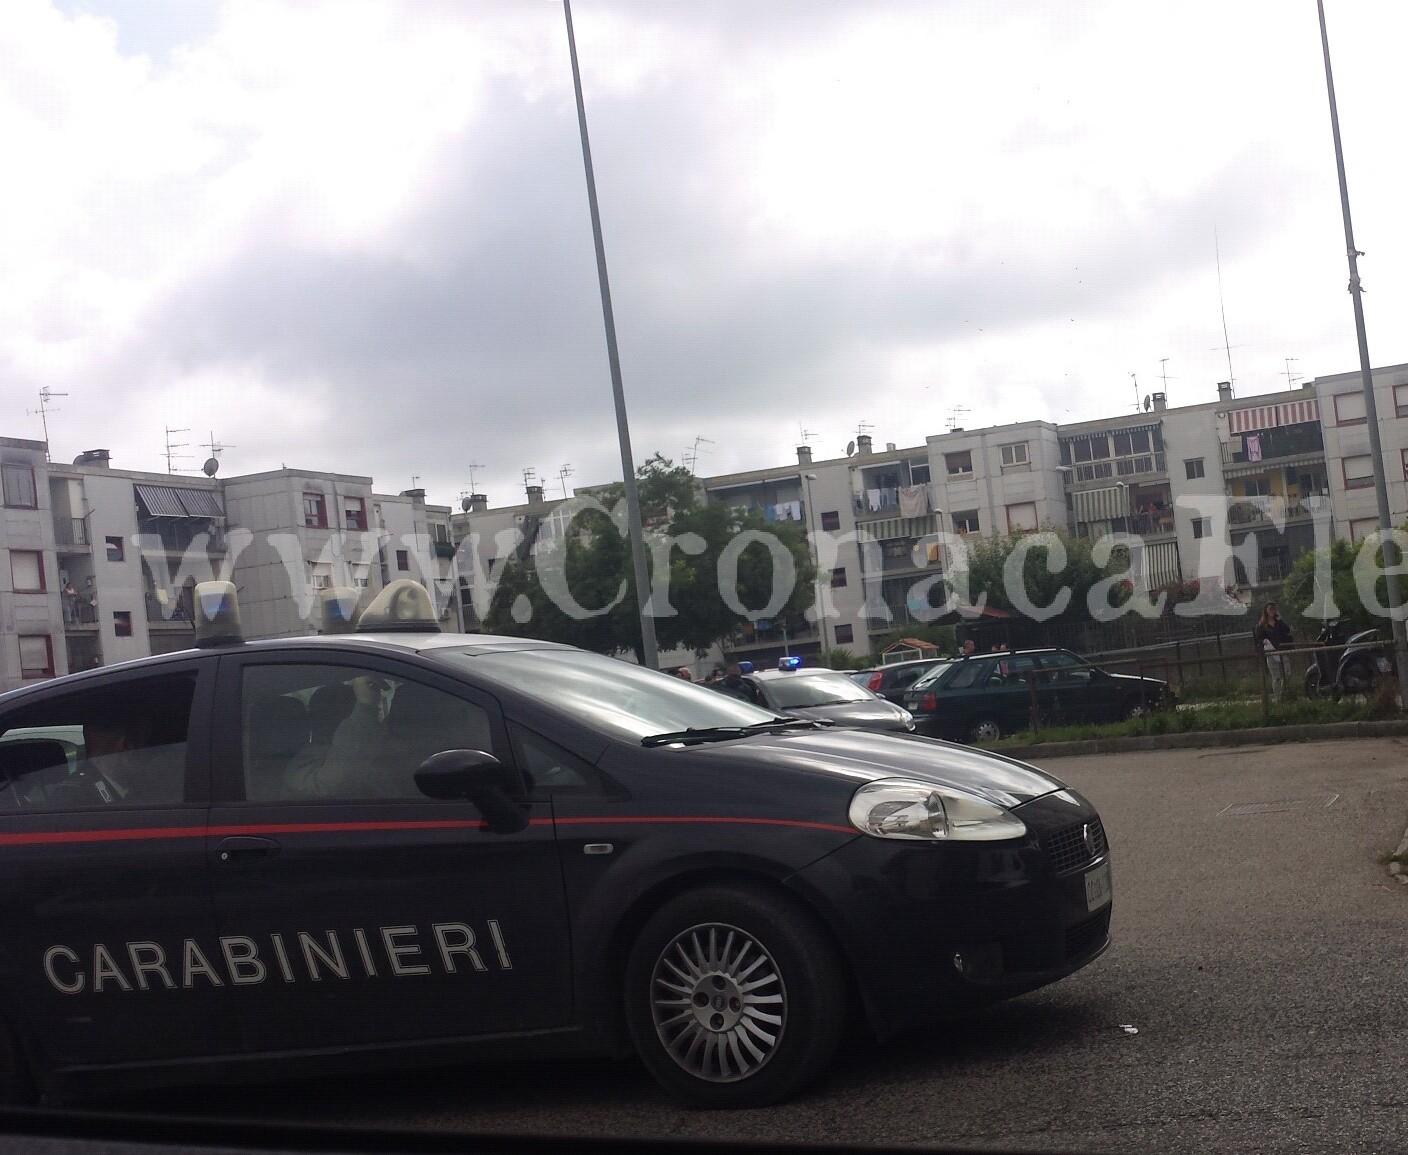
[1254,602,1295,702]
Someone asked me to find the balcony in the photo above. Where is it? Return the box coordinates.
[855,482,934,522]
[135,519,227,555]
[433,539,457,559]
[1227,497,1323,528]
[53,517,89,551]
[1070,453,1166,484]
[145,593,196,631]
[62,597,99,630]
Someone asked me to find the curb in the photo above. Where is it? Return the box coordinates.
[992,719,1408,762]
[1391,826,1408,888]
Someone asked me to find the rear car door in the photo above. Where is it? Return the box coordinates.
[207,651,573,1054]
[1036,651,1104,724]
[0,659,219,1068]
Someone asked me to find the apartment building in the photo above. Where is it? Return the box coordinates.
[1315,362,1408,541]
[0,438,67,693]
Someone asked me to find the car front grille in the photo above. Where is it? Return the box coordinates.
[1042,817,1108,876]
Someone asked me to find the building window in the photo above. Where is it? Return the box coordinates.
[396,550,410,572]
[344,497,368,531]
[1334,392,1367,426]
[910,464,931,484]
[1184,458,1205,480]
[1401,448,1408,481]
[830,567,848,588]
[113,611,133,638]
[834,624,854,645]
[1005,502,1038,532]
[302,492,329,529]
[433,522,449,543]
[952,510,980,534]
[1343,455,1375,490]
[820,510,840,531]
[18,635,54,679]
[1192,518,1210,539]
[105,536,126,562]
[1395,383,1408,419]
[999,442,1029,468]
[10,550,44,593]
[944,451,973,476]
[1,464,37,509]
[1349,518,1380,544]
[1242,478,1271,498]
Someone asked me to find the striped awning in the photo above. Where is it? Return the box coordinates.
[134,484,188,518]
[135,484,225,519]
[176,488,223,517]
[1140,539,1181,591]
[1072,486,1128,525]
[1225,398,1320,434]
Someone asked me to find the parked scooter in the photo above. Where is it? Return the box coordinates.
[1304,620,1393,700]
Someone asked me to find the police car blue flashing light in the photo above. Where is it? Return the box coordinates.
[777,656,803,671]
[319,586,362,634]
[736,660,754,674]
[192,581,242,648]
[356,579,441,633]
[0,622,1113,1109]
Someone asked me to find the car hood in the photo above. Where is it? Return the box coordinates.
[781,700,912,731]
[696,728,1066,808]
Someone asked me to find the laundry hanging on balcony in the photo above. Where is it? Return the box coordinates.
[898,484,929,519]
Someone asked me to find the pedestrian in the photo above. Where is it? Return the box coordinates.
[62,581,80,626]
[672,667,694,682]
[1255,601,1294,702]
[960,639,976,658]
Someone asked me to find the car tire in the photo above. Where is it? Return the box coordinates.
[968,718,1002,743]
[1122,699,1151,721]
[1304,667,1322,700]
[624,885,846,1108]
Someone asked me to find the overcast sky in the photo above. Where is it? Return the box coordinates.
[5,0,1407,510]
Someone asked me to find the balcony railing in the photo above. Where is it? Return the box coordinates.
[145,593,196,628]
[53,517,89,549]
[1071,453,1166,483]
[1227,498,1321,527]
[855,482,933,519]
[62,597,98,628]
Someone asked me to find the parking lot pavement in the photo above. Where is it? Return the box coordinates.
[113,738,1408,1154]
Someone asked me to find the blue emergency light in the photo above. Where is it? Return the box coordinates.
[778,656,803,671]
[737,661,754,674]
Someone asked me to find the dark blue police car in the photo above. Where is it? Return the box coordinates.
[0,581,1112,1107]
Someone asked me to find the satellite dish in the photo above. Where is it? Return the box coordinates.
[460,497,472,512]
[202,457,220,477]
[846,440,856,457]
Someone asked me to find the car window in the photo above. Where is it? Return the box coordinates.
[511,725,600,793]
[1040,653,1094,681]
[0,672,197,811]
[911,662,952,690]
[763,673,877,709]
[435,649,779,740]
[240,663,494,803]
[988,655,1040,685]
[1043,651,1087,669]
[940,659,991,690]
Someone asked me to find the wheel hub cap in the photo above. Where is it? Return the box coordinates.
[650,923,786,1083]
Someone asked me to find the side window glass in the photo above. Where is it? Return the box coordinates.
[511,726,600,794]
[241,664,494,803]
[0,673,197,811]
[944,660,987,690]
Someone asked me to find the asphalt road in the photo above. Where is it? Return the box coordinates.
[106,737,1408,1154]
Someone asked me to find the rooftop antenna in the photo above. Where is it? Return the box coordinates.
[521,467,538,491]
[798,425,815,444]
[1130,372,1140,413]
[201,431,234,477]
[1159,357,1174,398]
[856,420,874,438]
[945,407,969,432]
[1284,358,1303,388]
[1214,227,1236,394]
[465,462,484,495]
[684,434,714,475]
[410,475,421,491]
[556,463,574,498]
[27,388,67,461]
[163,427,192,474]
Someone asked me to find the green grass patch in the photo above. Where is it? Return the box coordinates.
[988,695,1391,748]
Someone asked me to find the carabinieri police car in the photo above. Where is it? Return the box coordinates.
[0,580,1112,1108]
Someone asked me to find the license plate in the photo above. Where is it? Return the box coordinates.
[1084,861,1112,912]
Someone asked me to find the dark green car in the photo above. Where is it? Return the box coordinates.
[901,649,1174,743]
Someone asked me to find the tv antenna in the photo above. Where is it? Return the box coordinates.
[521,467,538,492]
[1284,358,1303,388]
[798,425,815,444]
[27,388,67,460]
[201,431,234,476]
[683,435,713,475]
[1159,357,1174,396]
[945,407,969,432]
[163,427,192,474]
[855,420,874,438]
[465,463,484,495]
[556,463,574,498]
[1214,227,1236,390]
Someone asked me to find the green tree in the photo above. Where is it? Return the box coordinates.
[1281,531,1408,637]
[962,529,1138,624]
[484,456,816,663]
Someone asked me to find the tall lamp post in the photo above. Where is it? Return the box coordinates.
[801,472,830,656]
[1316,0,1408,710]
[562,0,659,669]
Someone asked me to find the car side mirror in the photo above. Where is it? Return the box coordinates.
[414,749,528,834]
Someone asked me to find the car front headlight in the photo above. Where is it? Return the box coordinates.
[848,778,1027,841]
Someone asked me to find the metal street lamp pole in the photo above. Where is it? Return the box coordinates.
[1316,0,1408,710]
[562,0,659,669]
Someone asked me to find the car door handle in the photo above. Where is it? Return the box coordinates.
[216,836,280,862]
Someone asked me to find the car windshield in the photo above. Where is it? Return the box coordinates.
[763,672,878,708]
[435,648,780,740]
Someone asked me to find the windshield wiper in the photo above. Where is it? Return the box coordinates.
[641,717,830,747]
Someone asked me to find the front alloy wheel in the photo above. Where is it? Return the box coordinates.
[625,886,845,1107]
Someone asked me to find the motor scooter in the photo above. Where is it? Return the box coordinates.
[1304,619,1393,699]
